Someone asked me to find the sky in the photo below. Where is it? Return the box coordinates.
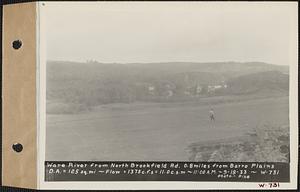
[41,2,297,65]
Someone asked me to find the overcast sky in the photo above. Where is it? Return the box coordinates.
[41,2,297,65]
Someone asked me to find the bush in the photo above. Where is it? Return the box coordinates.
[187,124,289,162]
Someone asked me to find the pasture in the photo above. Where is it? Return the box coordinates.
[46,96,288,161]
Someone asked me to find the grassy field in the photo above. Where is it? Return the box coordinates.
[46,96,289,161]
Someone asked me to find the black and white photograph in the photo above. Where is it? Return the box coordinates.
[38,1,298,189]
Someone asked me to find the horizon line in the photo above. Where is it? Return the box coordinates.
[46,59,288,66]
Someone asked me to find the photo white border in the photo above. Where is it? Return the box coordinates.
[37,1,298,190]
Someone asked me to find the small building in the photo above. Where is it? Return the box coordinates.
[196,85,203,94]
[148,85,155,91]
[148,85,155,95]
[208,85,223,93]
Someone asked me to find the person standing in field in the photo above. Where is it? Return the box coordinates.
[209,108,215,121]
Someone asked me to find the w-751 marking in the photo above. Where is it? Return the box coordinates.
[258,183,280,188]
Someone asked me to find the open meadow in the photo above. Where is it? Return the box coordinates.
[46,96,289,161]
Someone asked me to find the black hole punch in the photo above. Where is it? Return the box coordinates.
[12,143,23,153]
[12,40,22,50]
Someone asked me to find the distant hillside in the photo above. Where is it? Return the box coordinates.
[128,61,289,76]
[227,71,289,95]
[46,61,289,111]
[47,61,289,79]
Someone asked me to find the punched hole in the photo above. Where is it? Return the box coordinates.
[12,40,22,50]
[12,143,23,153]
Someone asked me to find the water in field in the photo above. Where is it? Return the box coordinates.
[46,96,288,161]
